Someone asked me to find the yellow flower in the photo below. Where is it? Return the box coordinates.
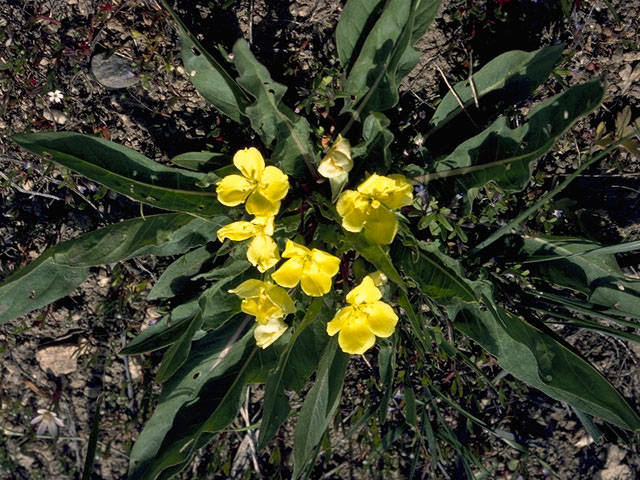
[216,147,289,216]
[254,316,288,349]
[318,134,352,180]
[271,240,340,297]
[217,216,279,272]
[326,276,398,355]
[229,279,295,326]
[336,173,412,244]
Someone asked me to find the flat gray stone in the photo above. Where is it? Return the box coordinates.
[90,52,139,89]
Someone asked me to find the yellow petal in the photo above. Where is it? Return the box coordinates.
[383,174,413,209]
[265,284,296,315]
[357,173,413,210]
[280,239,310,258]
[229,279,265,298]
[240,297,262,318]
[346,276,382,305]
[247,234,280,273]
[336,190,369,233]
[254,317,288,349]
[363,204,398,244]
[255,295,285,324]
[246,190,280,216]
[216,175,254,207]
[217,221,257,242]
[338,313,376,355]
[251,215,275,236]
[300,263,333,296]
[330,135,352,163]
[317,157,343,179]
[271,256,305,288]
[310,249,340,277]
[326,306,352,336]
[318,135,352,179]
[233,147,265,181]
[362,301,398,338]
[258,166,290,202]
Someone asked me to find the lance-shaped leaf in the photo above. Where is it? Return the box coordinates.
[393,239,477,303]
[155,311,204,383]
[335,0,386,74]
[232,39,315,176]
[345,231,405,289]
[293,337,348,479]
[343,0,440,115]
[521,236,640,318]
[259,297,333,450]
[170,151,231,172]
[132,326,283,480]
[198,260,251,330]
[352,112,394,173]
[429,45,564,134]
[377,334,397,424]
[159,0,249,124]
[148,244,218,300]
[128,320,253,479]
[0,214,222,325]
[12,132,222,216]
[120,299,200,355]
[423,80,604,200]
[452,299,640,431]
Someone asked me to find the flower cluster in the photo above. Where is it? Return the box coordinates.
[327,275,398,354]
[217,139,412,354]
[336,173,413,244]
[217,148,339,348]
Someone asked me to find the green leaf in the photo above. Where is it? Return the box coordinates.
[452,298,640,431]
[81,393,104,480]
[335,0,386,74]
[198,260,252,330]
[353,112,394,173]
[155,312,204,383]
[393,239,477,303]
[521,236,640,318]
[120,299,200,355]
[170,151,231,172]
[293,337,348,479]
[159,0,249,123]
[133,325,282,480]
[128,319,255,479]
[0,260,88,327]
[259,297,333,450]
[345,232,406,290]
[423,80,604,198]
[343,0,440,115]
[377,335,397,424]
[232,39,315,176]
[522,239,640,263]
[429,45,564,132]
[404,385,417,428]
[148,244,217,300]
[0,213,220,325]
[12,132,222,216]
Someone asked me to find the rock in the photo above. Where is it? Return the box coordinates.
[90,52,139,89]
[594,445,633,480]
[43,109,67,125]
[15,453,35,470]
[36,345,78,375]
[594,464,634,480]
